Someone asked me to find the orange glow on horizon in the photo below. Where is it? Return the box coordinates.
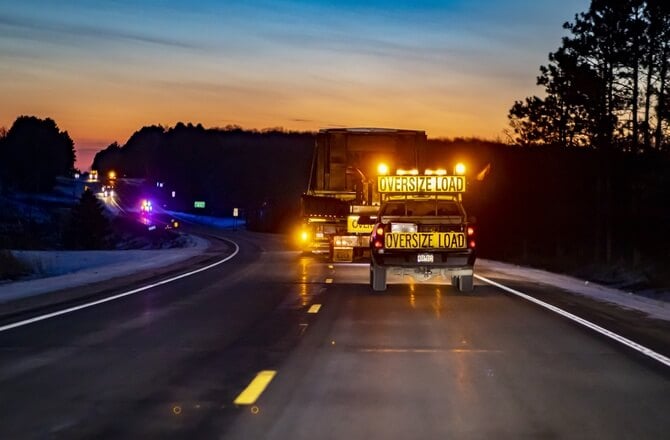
[1,76,511,170]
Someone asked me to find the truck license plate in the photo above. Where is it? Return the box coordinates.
[333,247,353,262]
[417,253,434,263]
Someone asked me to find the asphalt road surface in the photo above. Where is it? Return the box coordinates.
[0,231,669,439]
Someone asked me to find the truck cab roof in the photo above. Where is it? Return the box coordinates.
[318,127,426,135]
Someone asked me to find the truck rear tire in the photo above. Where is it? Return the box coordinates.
[370,264,387,292]
[458,275,474,292]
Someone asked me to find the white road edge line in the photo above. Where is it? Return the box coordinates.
[0,238,240,333]
[474,274,670,368]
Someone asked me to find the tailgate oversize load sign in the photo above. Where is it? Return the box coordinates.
[347,215,374,234]
[377,175,466,193]
[385,232,466,249]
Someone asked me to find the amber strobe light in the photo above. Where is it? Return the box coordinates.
[377,163,389,175]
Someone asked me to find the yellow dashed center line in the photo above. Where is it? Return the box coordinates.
[325,278,333,284]
[308,304,322,314]
[233,370,277,405]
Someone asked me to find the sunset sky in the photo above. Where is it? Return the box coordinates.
[1,0,588,169]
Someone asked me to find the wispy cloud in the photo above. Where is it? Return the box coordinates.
[262,29,476,61]
[0,14,197,50]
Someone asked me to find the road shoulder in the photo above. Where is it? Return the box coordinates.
[476,259,670,361]
[0,234,231,322]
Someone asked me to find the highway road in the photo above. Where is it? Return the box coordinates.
[0,230,669,439]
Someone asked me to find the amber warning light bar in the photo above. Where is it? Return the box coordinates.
[377,175,466,194]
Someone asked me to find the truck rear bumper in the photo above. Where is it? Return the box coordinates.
[388,267,473,278]
[371,249,475,268]
[303,239,330,254]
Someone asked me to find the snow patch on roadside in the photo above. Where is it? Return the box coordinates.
[477,259,670,322]
[0,235,209,303]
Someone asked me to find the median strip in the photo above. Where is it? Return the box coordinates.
[474,274,670,368]
[233,370,277,405]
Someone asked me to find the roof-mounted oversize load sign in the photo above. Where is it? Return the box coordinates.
[377,175,466,194]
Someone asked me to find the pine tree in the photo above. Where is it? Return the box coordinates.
[65,189,110,249]
[509,0,670,150]
[0,116,75,192]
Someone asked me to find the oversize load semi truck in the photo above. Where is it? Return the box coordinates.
[300,128,427,262]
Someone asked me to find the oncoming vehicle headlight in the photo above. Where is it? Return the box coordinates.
[300,231,309,242]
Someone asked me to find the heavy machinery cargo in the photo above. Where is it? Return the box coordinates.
[299,128,427,262]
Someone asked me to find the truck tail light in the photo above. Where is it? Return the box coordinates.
[371,223,385,249]
[466,225,475,248]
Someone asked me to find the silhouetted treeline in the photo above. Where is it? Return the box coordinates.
[509,0,670,152]
[0,116,75,192]
[95,129,669,284]
[430,138,670,284]
[93,123,315,230]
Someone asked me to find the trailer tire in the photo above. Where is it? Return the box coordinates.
[370,264,387,292]
[458,275,474,292]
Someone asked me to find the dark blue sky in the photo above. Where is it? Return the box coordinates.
[0,0,589,167]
